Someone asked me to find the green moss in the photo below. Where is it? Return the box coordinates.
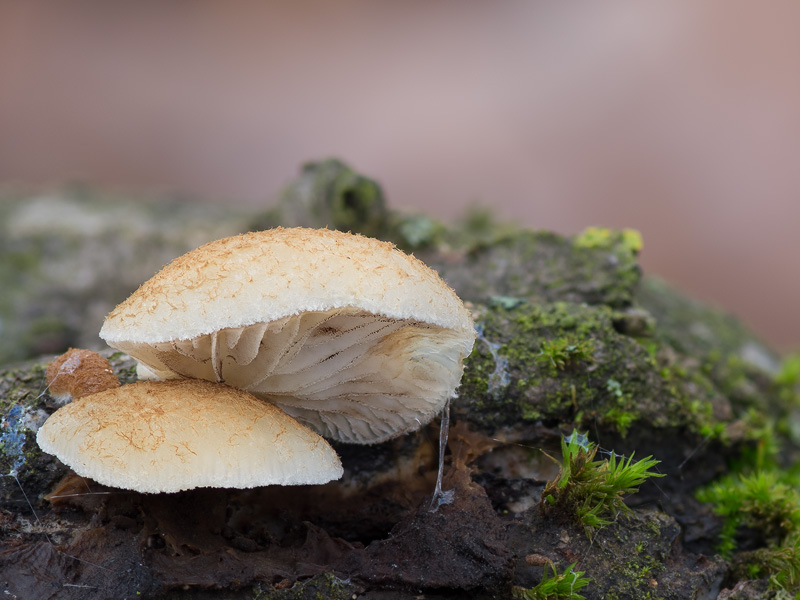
[737,541,800,595]
[776,353,800,404]
[456,300,698,439]
[513,562,590,599]
[699,471,800,557]
[602,408,638,438]
[696,441,800,594]
[456,281,791,493]
[535,338,595,373]
[540,433,664,538]
[689,370,800,594]
[604,553,664,600]
[573,226,643,254]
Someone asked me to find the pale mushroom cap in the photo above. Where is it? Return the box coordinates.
[99,228,476,444]
[36,379,343,493]
[100,227,473,344]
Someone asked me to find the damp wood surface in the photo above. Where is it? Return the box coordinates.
[1,161,798,599]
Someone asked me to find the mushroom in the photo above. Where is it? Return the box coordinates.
[45,347,120,403]
[36,379,343,493]
[99,227,475,444]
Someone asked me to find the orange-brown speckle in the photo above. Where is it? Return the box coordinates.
[46,348,120,402]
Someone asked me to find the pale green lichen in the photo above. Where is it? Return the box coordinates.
[574,226,643,254]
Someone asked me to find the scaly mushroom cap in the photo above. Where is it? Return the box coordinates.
[99,227,475,444]
[36,379,343,493]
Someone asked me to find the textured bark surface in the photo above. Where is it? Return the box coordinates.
[1,161,794,599]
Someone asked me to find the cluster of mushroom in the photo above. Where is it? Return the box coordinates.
[37,227,475,493]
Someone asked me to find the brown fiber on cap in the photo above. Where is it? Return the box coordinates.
[100,228,475,444]
[36,379,343,493]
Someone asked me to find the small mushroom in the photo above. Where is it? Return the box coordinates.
[36,379,343,493]
[100,227,475,444]
[45,348,120,403]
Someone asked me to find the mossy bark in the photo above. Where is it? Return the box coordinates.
[1,161,796,599]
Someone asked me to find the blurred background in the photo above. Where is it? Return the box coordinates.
[1,1,798,351]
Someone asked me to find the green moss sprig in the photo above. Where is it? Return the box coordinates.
[512,562,590,600]
[739,539,800,595]
[535,338,594,372]
[697,471,800,558]
[697,464,800,595]
[776,353,800,404]
[540,432,664,538]
[573,226,643,254]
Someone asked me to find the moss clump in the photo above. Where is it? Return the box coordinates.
[513,562,590,600]
[540,432,664,538]
[535,337,595,373]
[698,471,800,558]
[696,438,800,595]
[737,542,800,596]
[695,398,800,595]
[456,300,692,440]
[776,353,800,407]
[573,226,643,254]
[513,492,714,599]
[454,259,791,485]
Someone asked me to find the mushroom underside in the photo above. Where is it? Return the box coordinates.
[117,308,474,444]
